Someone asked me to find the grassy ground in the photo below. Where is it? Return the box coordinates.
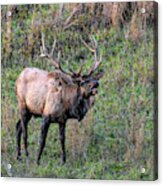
[1,27,155,180]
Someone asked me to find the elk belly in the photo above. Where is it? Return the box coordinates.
[43,86,64,117]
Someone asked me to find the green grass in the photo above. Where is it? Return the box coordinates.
[1,23,155,180]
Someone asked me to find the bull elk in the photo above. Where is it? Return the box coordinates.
[15,34,103,164]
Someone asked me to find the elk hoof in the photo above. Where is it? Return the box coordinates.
[16,155,22,161]
[37,156,41,165]
[60,157,66,165]
[25,151,29,157]
[36,159,40,165]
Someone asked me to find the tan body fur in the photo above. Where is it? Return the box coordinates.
[16,67,79,122]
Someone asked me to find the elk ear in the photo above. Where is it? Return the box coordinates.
[57,72,73,85]
[93,70,104,80]
[80,86,86,97]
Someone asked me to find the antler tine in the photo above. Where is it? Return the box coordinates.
[88,49,102,76]
[81,35,103,78]
[89,35,98,61]
[49,38,57,58]
[80,36,95,53]
[41,31,60,69]
[68,67,76,76]
[69,63,83,77]
[57,48,62,65]
[77,64,83,75]
[100,50,103,62]
[63,5,81,28]
[89,35,96,48]
[41,32,48,57]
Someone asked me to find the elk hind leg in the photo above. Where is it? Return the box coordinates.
[20,109,32,157]
[16,119,22,160]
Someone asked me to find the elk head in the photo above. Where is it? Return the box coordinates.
[40,33,103,121]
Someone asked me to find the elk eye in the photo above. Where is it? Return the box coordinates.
[88,84,92,88]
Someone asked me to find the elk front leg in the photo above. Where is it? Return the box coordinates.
[37,116,50,165]
[59,123,66,164]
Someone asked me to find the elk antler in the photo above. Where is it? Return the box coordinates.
[40,32,74,77]
[80,35,103,79]
[63,5,82,31]
[40,32,59,69]
[40,32,102,83]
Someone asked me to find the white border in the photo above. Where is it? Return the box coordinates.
[1,0,162,186]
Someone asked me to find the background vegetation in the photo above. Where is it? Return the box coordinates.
[1,2,157,180]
